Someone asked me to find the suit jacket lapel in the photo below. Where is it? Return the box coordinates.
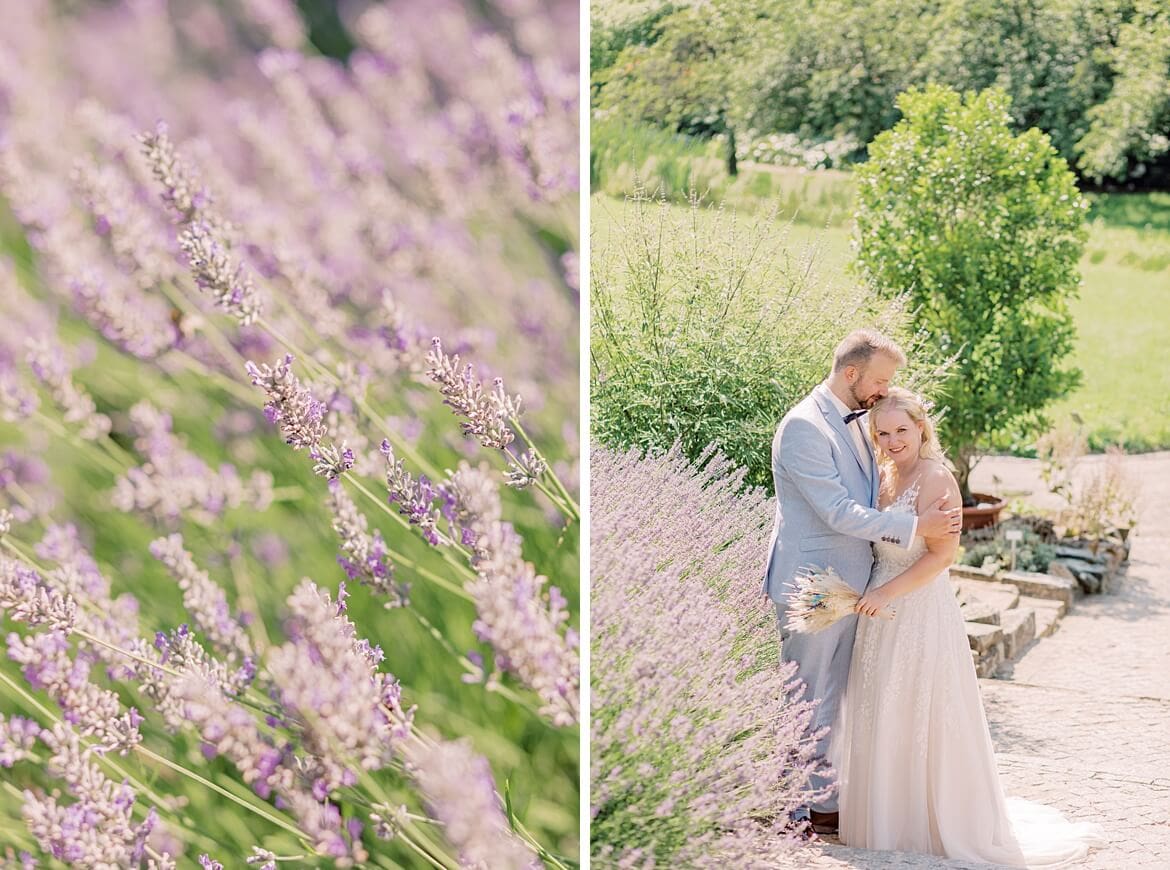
[867,435,880,506]
[814,388,870,479]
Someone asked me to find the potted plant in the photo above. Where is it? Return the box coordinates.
[854,85,1088,508]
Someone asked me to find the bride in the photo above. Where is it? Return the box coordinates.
[831,387,1104,866]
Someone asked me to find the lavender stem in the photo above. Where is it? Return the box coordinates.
[512,419,578,517]
[136,745,307,842]
[31,409,125,476]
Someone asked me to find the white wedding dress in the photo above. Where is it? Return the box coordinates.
[832,484,1105,867]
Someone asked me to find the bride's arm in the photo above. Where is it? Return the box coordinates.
[856,463,962,616]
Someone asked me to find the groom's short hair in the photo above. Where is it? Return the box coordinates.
[832,329,907,373]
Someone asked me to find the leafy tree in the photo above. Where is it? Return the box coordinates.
[742,0,933,151]
[592,3,777,174]
[589,3,680,101]
[854,85,1088,502]
[921,0,1122,165]
[1077,0,1170,182]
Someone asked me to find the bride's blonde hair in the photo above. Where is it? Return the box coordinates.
[867,387,947,489]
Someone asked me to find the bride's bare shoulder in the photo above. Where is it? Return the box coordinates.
[916,460,960,503]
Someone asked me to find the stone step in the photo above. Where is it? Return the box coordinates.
[1019,595,1066,635]
[999,607,1036,660]
[960,600,1001,625]
[1049,559,1108,594]
[953,578,1020,612]
[951,564,999,583]
[971,643,1004,678]
[999,570,1079,607]
[966,621,1004,654]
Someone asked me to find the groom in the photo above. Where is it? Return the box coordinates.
[763,329,961,834]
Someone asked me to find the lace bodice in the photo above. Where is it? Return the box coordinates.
[872,481,927,583]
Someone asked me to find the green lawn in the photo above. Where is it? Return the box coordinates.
[592,190,1170,452]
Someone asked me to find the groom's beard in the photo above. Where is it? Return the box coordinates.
[850,384,874,410]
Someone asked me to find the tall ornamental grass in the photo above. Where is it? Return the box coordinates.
[0,0,579,866]
[591,189,951,490]
[590,443,830,867]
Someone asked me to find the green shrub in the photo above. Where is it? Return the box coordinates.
[855,85,1088,501]
[960,531,1056,574]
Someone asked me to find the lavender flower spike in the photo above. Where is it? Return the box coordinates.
[22,724,156,866]
[266,580,414,799]
[0,558,77,633]
[246,354,327,450]
[178,220,262,326]
[379,440,442,546]
[7,630,142,754]
[149,534,254,663]
[444,464,579,725]
[0,714,39,768]
[504,448,548,490]
[138,121,206,224]
[326,479,408,606]
[25,337,112,440]
[425,337,519,450]
[412,738,538,870]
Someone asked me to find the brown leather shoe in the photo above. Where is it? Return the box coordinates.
[809,810,839,835]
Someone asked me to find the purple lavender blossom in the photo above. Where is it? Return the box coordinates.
[179,220,262,326]
[112,401,274,524]
[7,630,141,754]
[411,738,537,869]
[267,579,414,800]
[149,533,254,663]
[31,526,142,680]
[0,714,40,768]
[425,337,519,450]
[68,266,179,360]
[378,440,443,545]
[246,848,278,870]
[0,371,38,422]
[246,354,330,452]
[0,558,78,633]
[24,337,111,440]
[326,479,408,606]
[442,463,578,726]
[21,723,156,866]
[169,667,291,799]
[137,121,209,225]
[139,625,256,732]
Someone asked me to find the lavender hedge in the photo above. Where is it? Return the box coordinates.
[590,443,829,866]
[0,0,578,866]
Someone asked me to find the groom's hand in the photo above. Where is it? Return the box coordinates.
[919,494,963,538]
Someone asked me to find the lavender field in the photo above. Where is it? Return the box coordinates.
[0,1,579,866]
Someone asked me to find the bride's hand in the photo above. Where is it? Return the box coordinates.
[856,585,895,618]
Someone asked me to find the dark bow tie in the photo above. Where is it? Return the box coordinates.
[843,409,867,425]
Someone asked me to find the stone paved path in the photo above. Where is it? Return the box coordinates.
[782,452,1170,869]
